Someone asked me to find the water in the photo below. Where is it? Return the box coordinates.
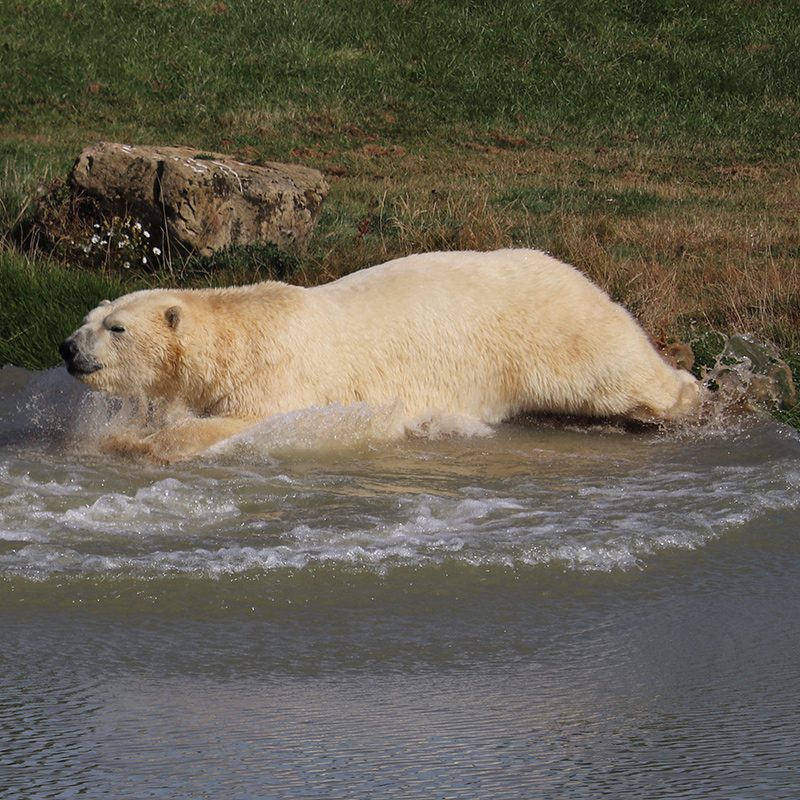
[2,365,800,799]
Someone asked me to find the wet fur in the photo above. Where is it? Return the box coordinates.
[61,249,700,462]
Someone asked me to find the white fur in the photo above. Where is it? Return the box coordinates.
[63,248,699,461]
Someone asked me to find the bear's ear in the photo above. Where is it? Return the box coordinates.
[99,299,111,306]
[164,305,181,330]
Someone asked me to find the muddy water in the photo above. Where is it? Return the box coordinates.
[2,365,799,799]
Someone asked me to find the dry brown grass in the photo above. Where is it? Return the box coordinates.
[286,142,799,352]
[9,138,799,356]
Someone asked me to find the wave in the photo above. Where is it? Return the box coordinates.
[2,364,799,585]
[1,448,798,580]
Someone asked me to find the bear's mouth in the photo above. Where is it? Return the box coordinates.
[66,361,102,377]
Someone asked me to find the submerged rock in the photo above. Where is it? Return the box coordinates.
[706,334,797,410]
[70,142,329,255]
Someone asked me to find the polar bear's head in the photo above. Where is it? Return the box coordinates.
[60,290,186,399]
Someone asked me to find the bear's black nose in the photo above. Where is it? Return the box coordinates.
[59,337,78,363]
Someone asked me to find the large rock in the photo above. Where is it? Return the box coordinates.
[70,142,328,255]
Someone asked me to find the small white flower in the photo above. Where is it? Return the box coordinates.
[142,256,148,264]
[143,230,151,239]
[91,234,100,244]
[134,221,142,230]
[123,261,131,269]
[152,246,161,256]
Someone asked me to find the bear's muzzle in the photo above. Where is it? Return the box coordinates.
[60,337,102,377]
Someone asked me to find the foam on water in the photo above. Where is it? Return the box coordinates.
[2,440,799,579]
[1,364,800,583]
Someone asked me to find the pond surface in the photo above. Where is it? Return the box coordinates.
[2,366,799,799]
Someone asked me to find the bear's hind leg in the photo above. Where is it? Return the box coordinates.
[627,368,701,423]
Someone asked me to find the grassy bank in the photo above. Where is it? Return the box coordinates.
[1,1,799,422]
[3,0,798,156]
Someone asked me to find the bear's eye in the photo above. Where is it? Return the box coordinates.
[109,324,126,333]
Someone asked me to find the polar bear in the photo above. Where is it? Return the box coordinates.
[60,248,699,461]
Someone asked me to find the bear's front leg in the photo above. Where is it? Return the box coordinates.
[100,416,254,464]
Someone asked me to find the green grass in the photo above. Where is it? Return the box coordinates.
[0,250,127,368]
[497,186,670,217]
[2,0,798,159]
